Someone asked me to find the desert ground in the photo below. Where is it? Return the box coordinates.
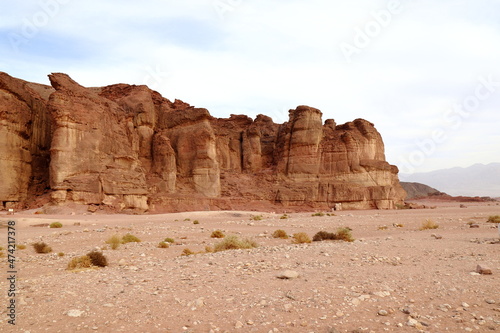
[1,201,499,333]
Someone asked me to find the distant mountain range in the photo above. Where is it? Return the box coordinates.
[400,163,500,198]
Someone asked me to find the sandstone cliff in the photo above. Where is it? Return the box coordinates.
[0,72,406,212]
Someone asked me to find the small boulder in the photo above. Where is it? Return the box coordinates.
[476,264,492,275]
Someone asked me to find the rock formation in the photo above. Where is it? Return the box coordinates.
[0,72,406,212]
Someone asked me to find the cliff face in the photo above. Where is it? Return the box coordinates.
[0,72,406,212]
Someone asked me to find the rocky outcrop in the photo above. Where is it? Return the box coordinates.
[0,72,406,212]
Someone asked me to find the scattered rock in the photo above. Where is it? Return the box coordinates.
[378,310,389,316]
[277,270,299,279]
[470,224,480,228]
[485,299,496,304]
[66,309,84,317]
[431,234,443,239]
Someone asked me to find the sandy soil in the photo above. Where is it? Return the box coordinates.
[0,201,499,333]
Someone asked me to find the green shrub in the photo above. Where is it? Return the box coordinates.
[86,250,108,267]
[164,237,175,243]
[213,235,258,252]
[487,215,500,223]
[272,229,289,239]
[292,232,311,244]
[420,219,439,230]
[210,230,225,238]
[67,255,92,270]
[158,241,169,248]
[311,212,325,217]
[313,231,336,241]
[33,242,52,254]
[122,233,141,243]
[49,222,63,228]
[106,235,121,250]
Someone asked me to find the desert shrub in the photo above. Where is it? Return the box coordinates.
[158,241,170,248]
[377,226,388,230]
[33,242,52,253]
[280,214,288,220]
[272,229,289,239]
[16,244,27,250]
[193,220,200,225]
[250,215,263,221]
[311,212,325,217]
[292,232,311,244]
[0,246,4,250]
[49,222,63,228]
[211,230,225,238]
[336,227,354,242]
[58,252,65,257]
[164,237,175,243]
[122,233,141,243]
[213,235,258,252]
[181,248,195,256]
[67,255,92,270]
[420,219,439,230]
[184,218,191,221]
[86,250,108,267]
[487,215,500,223]
[205,246,214,253]
[0,251,4,258]
[105,235,121,250]
[313,231,336,241]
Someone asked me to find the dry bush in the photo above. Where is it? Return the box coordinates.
[164,237,175,243]
[49,222,63,228]
[378,226,389,230]
[193,220,200,225]
[86,250,108,267]
[67,255,92,270]
[158,241,169,248]
[211,230,225,238]
[122,233,141,243]
[213,235,258,252]
[250,215,263,221]
[311,212,325,217]
[292,232,311,244]
[105,235,121,250]
[16,244,27,250]
[487,215,500,223]
[58,252,65,257]
[420,219,439,230]
[205,246,214,253]
[336,227,354,242]
[33,242,52,253]
[272,229,289,239]
[280,214,288,220]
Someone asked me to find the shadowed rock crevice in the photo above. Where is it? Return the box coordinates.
[0,72,406,212]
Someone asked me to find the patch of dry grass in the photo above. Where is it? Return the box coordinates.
[213,235,258,252]
[272,229,289,239]
[420,219,439,230]
[292,232,311,244]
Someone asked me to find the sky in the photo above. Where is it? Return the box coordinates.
[1,0,500,176]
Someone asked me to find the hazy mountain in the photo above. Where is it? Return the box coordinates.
[400,163,500,197]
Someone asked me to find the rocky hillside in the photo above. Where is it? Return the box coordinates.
[0,72,406,212]
[400,182,441,199]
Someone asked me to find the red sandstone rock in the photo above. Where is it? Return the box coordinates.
[0,72,406,212]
